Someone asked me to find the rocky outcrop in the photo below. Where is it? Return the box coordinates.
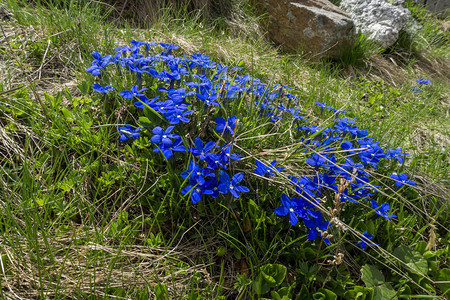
[339,0,414,48]
[257,0,356,59]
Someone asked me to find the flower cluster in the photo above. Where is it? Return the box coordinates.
[412,77,432,93]
[87,40,417,251]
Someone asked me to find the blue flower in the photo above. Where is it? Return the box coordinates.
[254,160,284,177]
[164,110,193,125]
[93,84,114,93]
[274,194,301,225]
[151,126,180,146]
[134,95,159,109]
[218,171,249,198]
[196,90,220,107]
[356,231,377,250]
[387,147,409,164]
[416,78,432,84]
[85,51,112,76]
[389,173,416,187]
[274,194,314,226]
[289,176,317,199]
[153,139,186,159]
[180,160,215,186]
[304,213,331,245]
[191,138,216,161]
[217,144,243,169]
[215,116,238,136]
[120,85,148,99]
[371,200,396,221]
[305,153,327,168]
[181,178,214,204]
[118,125,141,142]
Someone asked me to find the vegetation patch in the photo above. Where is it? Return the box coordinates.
[0,0,448,298]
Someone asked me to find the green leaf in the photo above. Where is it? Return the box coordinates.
[260,264,287,287]
[253,273,270,295]
[362,265,385,287]
[422,251,435,259]
[415,241,427,254]
[298,285,310,298]
[139,116,153,128]
[361,265,397,300]
[393,245,428,274]
[270,290,282,300]
[253,264,286,296]
[436,268,450,295]
[313,288,337,300]
[344,286,374,300]
[373,285,398,300]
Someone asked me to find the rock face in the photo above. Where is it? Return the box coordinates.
[339,0,414,48]
[257,0,356,59]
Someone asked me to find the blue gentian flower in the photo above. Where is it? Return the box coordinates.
[254,160,284,177]
[305,153,327,168]
[85,51,112,76]
[120,85,148,99]
[389,173,416,187]
[357,231,377,250]
[274,194,300,225]
[274,194,311,226]
[196,90,220,107]
[118,125,141,142]
[219,144,243,168]
[165,110,193,124]
[191,138,216,161]
[215,116,238,136]
[151,126,180,146]
[289,176,317,199]
[371,200,396,221]
[153,139,186,159]
[181,178,214,204]
[416,78,432,84]
[134,95,159,109]
[159,43,179,50]
[93,84,115,93]
[304,213,331,245]
[180,160,215,186]
[218,171,249,198]
[387,147,409,164]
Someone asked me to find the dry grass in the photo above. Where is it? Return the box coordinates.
[0,228,217,299]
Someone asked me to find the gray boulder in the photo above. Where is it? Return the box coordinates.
[257,0,356,59]
[339,0,414,48]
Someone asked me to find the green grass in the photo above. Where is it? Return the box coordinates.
[0,0,449,298]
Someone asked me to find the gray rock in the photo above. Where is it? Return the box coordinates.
[339,0,414,48]
[256,0,356,59]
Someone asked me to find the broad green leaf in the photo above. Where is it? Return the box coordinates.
[361,265,385,287]
[253,273,270,295]
[344,286,374,300]
[138,116,153,128]
[373,284,398,300]
[361,265,397,300]
[393,245,428,275]
[260,264,287,287]
[436,268,450,295]
[313,288,337,300]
